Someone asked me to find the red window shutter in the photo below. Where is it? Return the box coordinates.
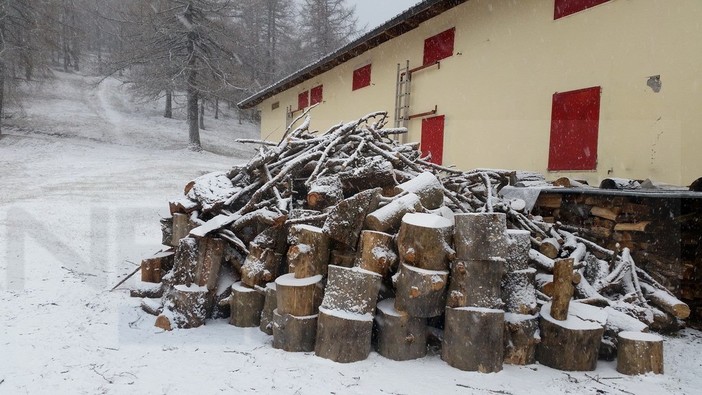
[554,0,610,19]
[548,86,601,171]
[421,115,445,165]
[423,28,455,66]
[298,91,309,110]
[352,64,372,91]
[310,85,323,105]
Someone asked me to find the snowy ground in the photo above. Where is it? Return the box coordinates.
[1,71,701,394]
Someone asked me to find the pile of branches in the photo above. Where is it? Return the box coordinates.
[151,110,688,338]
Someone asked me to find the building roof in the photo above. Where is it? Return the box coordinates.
[237,0,469,109]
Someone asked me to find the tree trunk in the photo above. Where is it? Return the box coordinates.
[315,308,374,363]
[229,282,265,327]
[164,91,173,118]
[275,273,323,316]
[442,307,504,373]
[616,331,664,375]
[454,213,508,261]
[446,259,505,309]
[375,299,427,361]
[272,309,318,352]
[397,213,454,271]
[199,100,205,130]
[214,98,219,119]
[394,263,449,318]
[186,20,201,150]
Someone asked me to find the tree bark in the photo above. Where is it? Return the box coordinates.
[454,213,508,261]
[551,258,575,321]
[397,213,454,271]
[229,282,265,328]
[355,230,397,277]
[259,282,277,335]
[164,91,173,118]
[141,251,175,283]
[616,331,664,375]
[320,265,382,315]
[504,313,540,365]
[501,268,538,315]
[395,263,449,318]
[275,273,323,316]
[199,99,205,130]
[375,299,427,361]
[446,259,505,309]
[287,225,330,278]
[315,308,374,363]
[391,172,444,210]
[272,309,318,352]
[442,307,504,372]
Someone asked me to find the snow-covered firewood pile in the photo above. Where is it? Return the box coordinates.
[132,110,687,373]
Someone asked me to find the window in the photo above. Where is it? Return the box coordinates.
[548,86,601,171]
[298,91,309,110]
[554,0,610,19]
[310,85,323,105]
[271,101,280,110]
[353,64,372,91]
[423,28,455,66]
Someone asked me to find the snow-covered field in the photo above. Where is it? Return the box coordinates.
[1,71,701,394]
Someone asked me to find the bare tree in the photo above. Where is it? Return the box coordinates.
[299,0,359,59]
[107,0,244,151]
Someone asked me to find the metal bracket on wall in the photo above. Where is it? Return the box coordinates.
[408,105,438,120]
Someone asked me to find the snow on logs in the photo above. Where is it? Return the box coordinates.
[134,112,683,375]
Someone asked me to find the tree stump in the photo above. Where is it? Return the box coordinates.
[275,273,324,316]
[157,284,209,330]
[241,242,283,288]
[454,213,507,260]
[446,259,505,309]
[229,282,266,328]
[259,282,277,335]
[375,299,427,361]
[315,307,374,363]
[391,172,444,210]
[616,331,664,375]
[320,265,382,315]
[356,230,397,277]
[397,213,454,271]
[504,313,540,365]
[395,263,449,318]
[287,225,330,278]
[505,229,531,272]
[501,268,538,315]
[364,193,423,233]
[272,309,318,352]
[141,251,175,283]
[536,301,606,371]
[442,307,504,373]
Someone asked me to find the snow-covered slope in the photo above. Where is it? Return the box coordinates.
[0,72,700,394]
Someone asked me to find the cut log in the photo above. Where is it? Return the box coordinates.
[259,282,277,335]
[229,282,265,328]
[535,194,562,209]
[338,158,396,194]
[130,280,164,299]
[616,331,664,375]
[141,251,175,283]
[161,217,173,246]
[453,213,507,261]
[272,309,318,352]
[287,225,330,278]
[375,299,428,361]
[364,193,423,233]
[397,213,454,271]
[590,206,621,222]
[442,307,504,373]
[536,301,606,371]
[505,229,531,272]
[504,313,540,365]
[395,263,449,318]
[141,298,163,316]
[241,242,283,288]
[355,230,397,277]
[171,213,193,247]
[551,258,575,321]
[391,172,444,210]
[614,221,652,232]
[171,237,199,286]
[640,282,690,319]
[320,265,382,315]
[158,284,210,330]
[322,188,381,247]
[275,273,324,316]
[329,249,356,268]
[195,237,224,290]
[306,175,344,210]
[539,238,561,260]
[501,268,538,315]
[446,259,505,309]
[315,308,374,363]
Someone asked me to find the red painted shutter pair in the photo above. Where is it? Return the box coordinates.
[298,85,323,109]
[423,28,455,66]
[554,0,610,19]
[353,64,372,91]
[548,86,601,171]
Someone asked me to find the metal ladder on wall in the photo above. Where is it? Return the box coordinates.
[394,60,411,133]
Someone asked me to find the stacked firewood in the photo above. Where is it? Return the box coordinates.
[131,110,687,373]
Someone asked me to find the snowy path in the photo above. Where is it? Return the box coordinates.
[1,72,701,394]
